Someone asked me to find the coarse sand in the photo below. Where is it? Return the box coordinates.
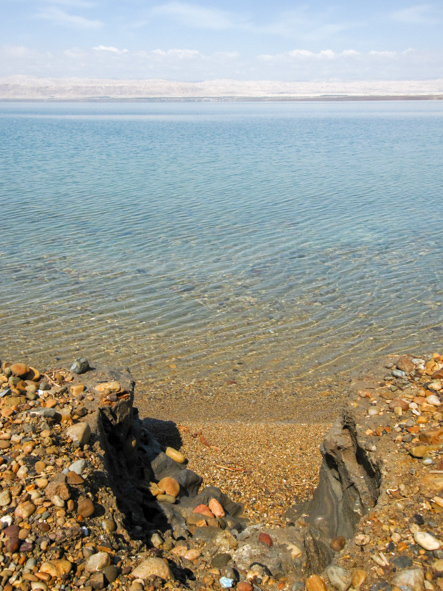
[143,419,330,527]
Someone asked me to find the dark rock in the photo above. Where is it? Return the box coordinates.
[71,358,91,374]
[391,556,413,569]
[150,452,186,480]
[173,469,203,497]
[212,554,232,568]
[305,412,381,539]
[303,529,334,577]
[103,565,119,583]
[89,571,106,589]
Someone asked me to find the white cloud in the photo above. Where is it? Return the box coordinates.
[369,50,397,58]
[392,4,442,24]
[93,45,128,54]
[1,44,442,82]
[36,6,102,28]
[151,48,202,60]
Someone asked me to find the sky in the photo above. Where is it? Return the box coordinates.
[1,0,443,81]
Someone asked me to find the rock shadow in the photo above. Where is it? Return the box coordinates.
[141,418,183,451]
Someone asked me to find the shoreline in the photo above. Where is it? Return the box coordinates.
[1,95,443,102]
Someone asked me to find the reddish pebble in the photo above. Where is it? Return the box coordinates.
[209,498,225,518]
[237,583,253,591]
[258,532,273,547]
[193,504,214,518]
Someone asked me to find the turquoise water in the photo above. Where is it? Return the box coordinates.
[1,101,443,389]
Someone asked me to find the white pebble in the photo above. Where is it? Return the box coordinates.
[414,531,441,551]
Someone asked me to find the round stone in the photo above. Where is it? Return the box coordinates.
[15,501,36,519]
[306,575,327,591]
[330,536,346,552]
[85,552,111,572]
[78,498,95,518]
[158,476,180,497]
[131,557,174,581]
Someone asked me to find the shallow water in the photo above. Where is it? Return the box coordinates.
[1,100,443,393]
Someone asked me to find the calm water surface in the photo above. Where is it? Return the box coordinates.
[1,101,442,393]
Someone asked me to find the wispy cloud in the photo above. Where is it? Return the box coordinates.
[255,9,355,41]
[146,2,354,42]
[148,2,246,30]
[36,6,103,28]
[392,4,442,24]
[41,0,96,7]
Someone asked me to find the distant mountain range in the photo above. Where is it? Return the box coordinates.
[1,76,443,100]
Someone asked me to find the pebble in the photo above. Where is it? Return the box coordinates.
[306,574,327,591]
[330,536,346,551]
[391,568,424,591]
[165,446,186,463]
[0,489,11,506]
[131,557,174,581]
[10,363,30,377]
[325,565,351,591]
[78,498,95,518]
[351,570,367,589]
[184,548,201,561]
[158,476,180,497]
[193,504,215,518]
[69,459,87,474]
[258,532,273,547]
[414,531,441,551]
[70,357,90,374]
[85,552,111,572]
[15,501,36,519]
[209,498,225,517]
[65,422,91,446]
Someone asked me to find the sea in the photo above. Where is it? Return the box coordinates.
[1,100,443,398]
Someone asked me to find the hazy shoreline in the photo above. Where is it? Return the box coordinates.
[2,76,443,101]
[1,95,443,102]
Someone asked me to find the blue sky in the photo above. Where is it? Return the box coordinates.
[1,0,443,80]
